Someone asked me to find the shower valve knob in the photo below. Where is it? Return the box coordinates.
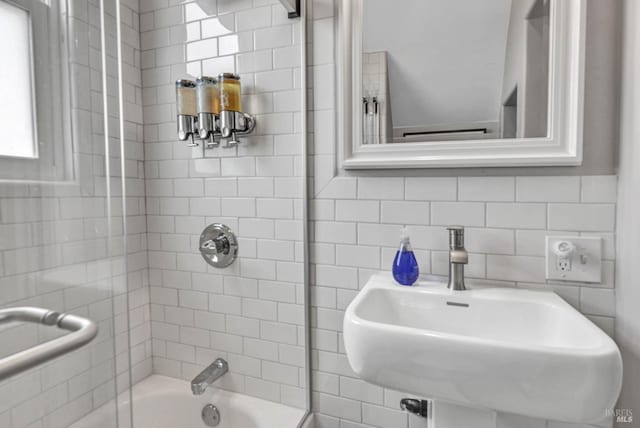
[199,224,238,268]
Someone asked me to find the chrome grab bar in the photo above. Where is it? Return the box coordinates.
[0,307,98,382]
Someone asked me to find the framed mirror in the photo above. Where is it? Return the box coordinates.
[338,0,586,169]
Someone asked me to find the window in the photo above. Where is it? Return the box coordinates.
[0,0,37,158]
[0,0,74,182]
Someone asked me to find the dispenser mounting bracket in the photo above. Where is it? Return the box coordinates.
[278,0,300,18]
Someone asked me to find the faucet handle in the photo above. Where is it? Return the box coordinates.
[200,236,229,256]
[446,226,465,247]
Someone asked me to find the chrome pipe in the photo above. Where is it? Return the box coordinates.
[0,307,98,382]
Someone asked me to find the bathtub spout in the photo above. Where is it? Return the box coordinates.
[191,358,228,395]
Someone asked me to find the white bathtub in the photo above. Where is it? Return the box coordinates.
[70,375,308,428]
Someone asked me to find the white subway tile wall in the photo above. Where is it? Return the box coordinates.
[0,0,150,426]
[141,0,306,409]
[308,1,617,427]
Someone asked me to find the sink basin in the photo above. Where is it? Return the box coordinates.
[343,273,622,423]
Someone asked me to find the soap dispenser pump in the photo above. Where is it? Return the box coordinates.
[392,226,419,286]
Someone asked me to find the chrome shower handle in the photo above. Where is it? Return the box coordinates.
[198,224,238,268]
[200,236,230,256]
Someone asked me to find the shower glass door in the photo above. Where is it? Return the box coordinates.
[0,0,134,426]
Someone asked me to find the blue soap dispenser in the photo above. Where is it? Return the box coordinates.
[392,226,419,286]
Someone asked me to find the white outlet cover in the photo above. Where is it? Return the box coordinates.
[545,236,602,283]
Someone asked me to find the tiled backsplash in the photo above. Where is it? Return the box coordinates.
[140,0,307,409]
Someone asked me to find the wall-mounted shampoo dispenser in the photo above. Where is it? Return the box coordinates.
[218,73,256,147]
[176,79,198,146]
[175,73,256,153]
[196,76,220,148]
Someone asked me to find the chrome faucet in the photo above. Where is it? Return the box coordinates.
[191,358,228,395]
[447,226,468,291]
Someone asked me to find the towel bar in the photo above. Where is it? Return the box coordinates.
[0,307,98,382]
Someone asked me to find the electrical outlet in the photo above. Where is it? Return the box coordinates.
[557,258,571,272]
[545,236,602,282]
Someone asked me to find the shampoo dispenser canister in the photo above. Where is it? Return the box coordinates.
[392,227,419,286]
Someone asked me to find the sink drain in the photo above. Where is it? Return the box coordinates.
[202,404,221,427]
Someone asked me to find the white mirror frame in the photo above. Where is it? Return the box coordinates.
[339,0,586,169]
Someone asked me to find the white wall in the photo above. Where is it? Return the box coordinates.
[501,0,536,101]
[501,0,549,138]
[362,0,511,128]
[615,0,640,426]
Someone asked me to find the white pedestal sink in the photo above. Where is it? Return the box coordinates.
[343,273,622,424]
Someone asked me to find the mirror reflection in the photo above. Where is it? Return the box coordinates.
[361,0,550,145]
